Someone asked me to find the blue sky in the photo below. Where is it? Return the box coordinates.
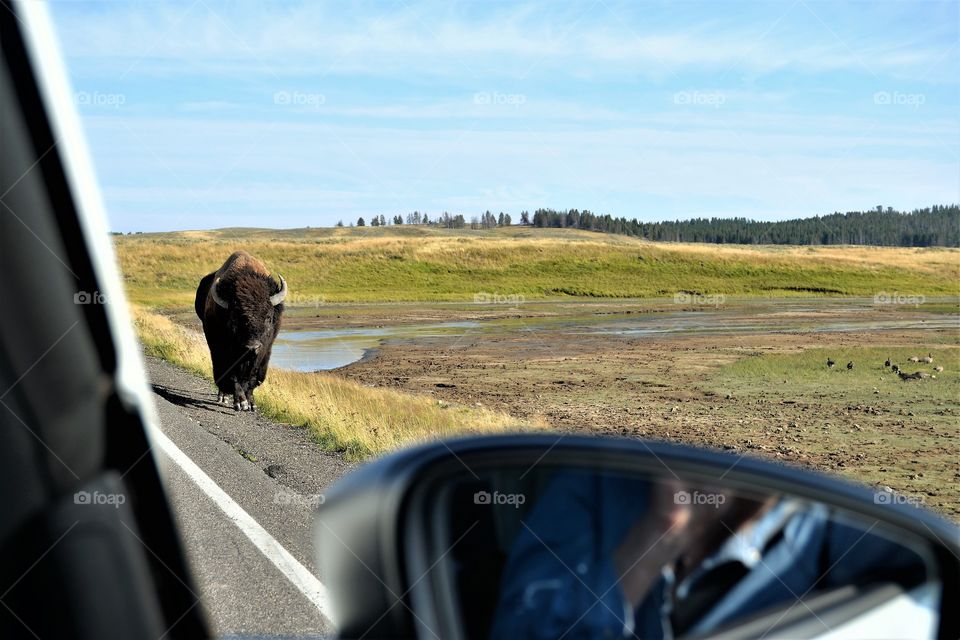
[50,0,959,232]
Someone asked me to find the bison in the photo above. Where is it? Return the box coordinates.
[195,251,287,411]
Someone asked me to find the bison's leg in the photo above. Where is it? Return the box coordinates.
[233,380,251,411]
[239,378,258,411]
[210,347,235,406]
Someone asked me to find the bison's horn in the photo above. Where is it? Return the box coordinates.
[210,277,229,309]
[270,275,287,306]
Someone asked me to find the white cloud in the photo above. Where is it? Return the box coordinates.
[51,1,957,80]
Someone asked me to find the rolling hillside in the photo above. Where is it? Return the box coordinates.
[114,226,960,307]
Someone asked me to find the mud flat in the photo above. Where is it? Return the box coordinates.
[322,299,960,518]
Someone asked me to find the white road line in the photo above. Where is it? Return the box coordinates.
[146,424,333,622]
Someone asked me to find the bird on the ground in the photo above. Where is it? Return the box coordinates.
[891,364,899,373]
[884,358,891,367]
[922,353,933,364]
[909,356,920,363]
[934,365,944,373]
[827,358,835,369]
[847,361,854,370]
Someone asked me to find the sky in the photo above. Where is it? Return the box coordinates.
[49,0,959,232]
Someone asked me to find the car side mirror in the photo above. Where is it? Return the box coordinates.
[314,435,959,639]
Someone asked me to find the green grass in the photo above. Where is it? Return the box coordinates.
[712,346,958,398]
[707,345,960,511]
[114,227,960,308]
[709,346,960,423]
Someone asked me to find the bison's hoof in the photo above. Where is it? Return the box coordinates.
[233,401,242,411]
[239,399,251,411]
[249,403,257,411]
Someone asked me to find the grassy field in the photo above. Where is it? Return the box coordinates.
[132,306,533,458]
[707,345,959,511]
[123,227,959,510]
[114,226,960,308]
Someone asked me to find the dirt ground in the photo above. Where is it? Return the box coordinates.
[315,303,960,519]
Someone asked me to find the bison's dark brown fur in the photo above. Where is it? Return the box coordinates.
[195,251,287,411]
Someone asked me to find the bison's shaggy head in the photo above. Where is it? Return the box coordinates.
[210,271,287,353]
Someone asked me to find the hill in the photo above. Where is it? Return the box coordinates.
[114,226,959,307]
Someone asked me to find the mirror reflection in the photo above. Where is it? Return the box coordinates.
[435,467,940,639]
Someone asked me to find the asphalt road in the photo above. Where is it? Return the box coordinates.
[145,356,355,638]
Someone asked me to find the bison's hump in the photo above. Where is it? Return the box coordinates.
[217,250,271,278]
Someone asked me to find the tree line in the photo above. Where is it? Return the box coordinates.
[338,204,959,247]
[340,210,510,230]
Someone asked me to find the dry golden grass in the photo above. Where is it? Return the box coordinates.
[663,242,960,276]
[132,304,211,379]
[258,369,530,457]
[131,305,532,458]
